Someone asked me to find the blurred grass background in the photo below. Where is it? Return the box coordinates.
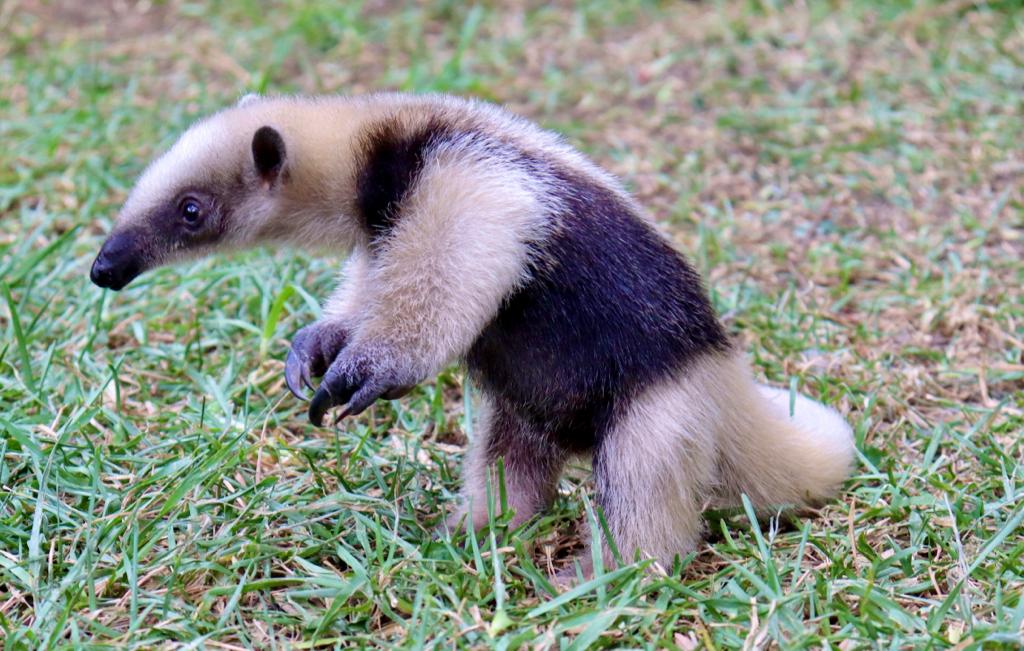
[1,0,1022,648]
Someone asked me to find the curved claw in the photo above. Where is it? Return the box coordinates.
[308,386,334,427]
[309,381,375,426]
[285,348,312,400]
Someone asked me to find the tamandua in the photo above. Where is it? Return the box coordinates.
[90,93,855,574]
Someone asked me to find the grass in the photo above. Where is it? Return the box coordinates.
[1,0,1022,647]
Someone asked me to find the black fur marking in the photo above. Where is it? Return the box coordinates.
[467,160,730,453]
[355,119,451,241]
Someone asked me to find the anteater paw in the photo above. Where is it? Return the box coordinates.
[284,321,350,400]
[307,344,416,427]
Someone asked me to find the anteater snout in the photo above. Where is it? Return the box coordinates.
[91,230,144,291]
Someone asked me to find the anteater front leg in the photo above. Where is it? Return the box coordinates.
[301,141,549,426]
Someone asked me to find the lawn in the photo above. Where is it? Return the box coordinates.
[1,0,1022,648]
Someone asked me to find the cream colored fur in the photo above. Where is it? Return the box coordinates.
[113,93,855,577]
[453,350,853,572]
[321,248,371,325]
[344,144,551,380]
[714,367,855,509]
[121,93,630,254]
[590,351,854,568]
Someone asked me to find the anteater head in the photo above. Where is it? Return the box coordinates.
[90,99,294,291]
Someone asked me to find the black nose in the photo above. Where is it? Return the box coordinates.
[90,231,144,291]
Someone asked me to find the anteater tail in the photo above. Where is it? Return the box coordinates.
[702,353,856,509]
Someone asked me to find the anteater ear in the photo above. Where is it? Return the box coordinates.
[251,125,286,187]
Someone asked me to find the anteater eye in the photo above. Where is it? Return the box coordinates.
[181,199,202,224]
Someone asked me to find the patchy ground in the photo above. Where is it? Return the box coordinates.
[1,0,1021,648]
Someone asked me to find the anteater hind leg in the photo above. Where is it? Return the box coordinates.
[448,394,567,532]
[587,371,720,572]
